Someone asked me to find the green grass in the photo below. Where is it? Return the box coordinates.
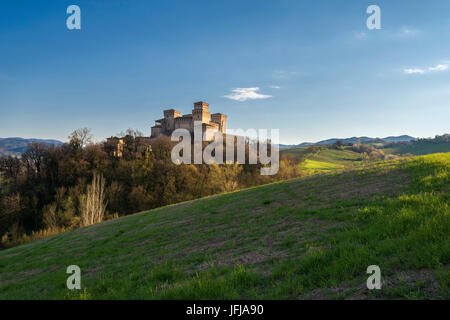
[307,148,362,165]
[281,146,362,167]
[299,159,344,173]
[0,153,449,300]
[280,146,316,158]
[285,146,362,174]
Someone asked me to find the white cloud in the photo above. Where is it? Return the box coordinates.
[404,68,426,74]
[223,87,272,102]
[404,63,449,75]
[354,32,368,40]
[428,64,449,72]
[270,85,281,89]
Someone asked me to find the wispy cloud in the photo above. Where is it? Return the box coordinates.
[354,31,368,40]
[404,68,426,75]
[223,87,272,102]
[397,26,420,38]
[404,63,449,75]
[273,70,300,79]
[270,85,281,89]
[353,26,419,41]
[428,64,449,72]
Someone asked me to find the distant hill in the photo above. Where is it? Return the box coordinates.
[382,134,450,156]
[381,135,416,143]
[279,135,416,149]
[0,137,64,157]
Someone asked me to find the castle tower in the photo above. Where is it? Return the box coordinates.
[163,109,181,132]
[192,101,211,124]
[211,113,227,133]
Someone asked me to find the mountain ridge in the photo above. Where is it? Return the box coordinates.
[0,137,64,157]
[0,135,422,155]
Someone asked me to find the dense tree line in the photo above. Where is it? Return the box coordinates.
[0,129,302,248]
[382,134,449,148]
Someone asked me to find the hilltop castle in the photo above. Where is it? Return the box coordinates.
[151,101,227,140]
[106,101,227,157]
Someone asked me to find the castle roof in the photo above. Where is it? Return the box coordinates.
[204,122,219,128]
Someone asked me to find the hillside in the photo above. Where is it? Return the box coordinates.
[0,153,448,299]
[282,146,363,173]
[300,148,363,173]
[282,137,450,174]
[0,137,64,157]
[279,135,415,149]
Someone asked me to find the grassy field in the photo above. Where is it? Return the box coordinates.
[282,146,362,174]
[280,146,317,157]
[307,148,362,165]
[299,159,344,173]
[0,153,448,299]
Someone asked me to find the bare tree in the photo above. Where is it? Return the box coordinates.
[22,142,48,174]
[43,203,58,228]
[69,128,93,149]
[80,173,107,227]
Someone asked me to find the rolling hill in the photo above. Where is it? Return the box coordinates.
[0,153,448,300]
[0,137,64,157]
[279,135,415,149]
[282,136,450,174]
[281,146,363,174]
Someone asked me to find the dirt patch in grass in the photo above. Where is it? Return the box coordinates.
[85,265,105,278]
[20,268,45,277]
[198,250,291,271]
[283,169,410,210]
[300,268,445,300]
[0,266,60,288]
[2,252,22,259]
[166,216,343,273]
[0,279,22,287]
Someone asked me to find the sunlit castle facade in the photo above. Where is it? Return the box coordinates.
[151,101,227,141]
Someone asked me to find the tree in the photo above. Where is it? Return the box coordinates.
[333,139,343,149]
[22,142,48,174]
[69,128,93,150]
[361,152,369,165]
[80,173,107,227]
[0,156,21,179]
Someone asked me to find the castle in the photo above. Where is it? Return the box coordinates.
[151,101,227,140]
[106,101,227,157]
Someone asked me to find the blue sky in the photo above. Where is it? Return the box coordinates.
[0,0,449,144]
